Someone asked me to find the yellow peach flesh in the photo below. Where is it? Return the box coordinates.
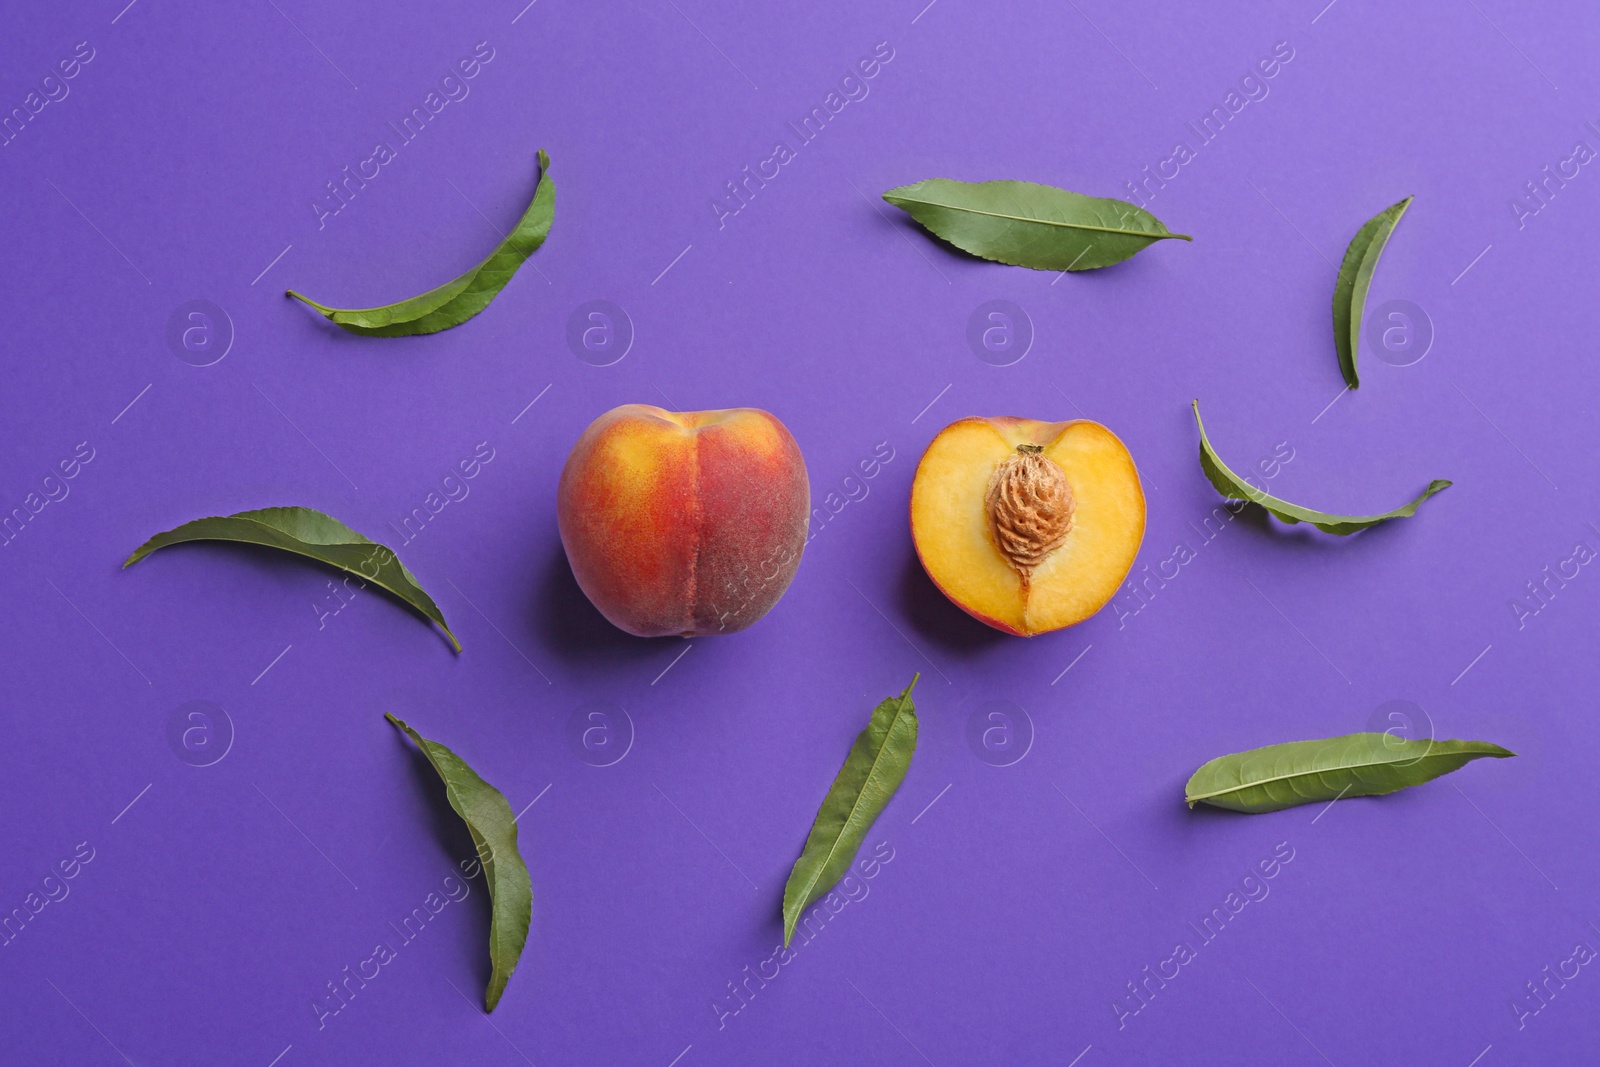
[910,417,1145,635]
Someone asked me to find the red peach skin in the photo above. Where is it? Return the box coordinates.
[557,404,810,637]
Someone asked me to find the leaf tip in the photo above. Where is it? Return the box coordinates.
[537,147,550,171]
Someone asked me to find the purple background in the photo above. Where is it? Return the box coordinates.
[2,0,1596,1063]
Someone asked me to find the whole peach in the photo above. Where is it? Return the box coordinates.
[557,404,810,637]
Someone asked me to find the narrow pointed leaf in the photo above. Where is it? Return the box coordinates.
[124,506,460,652]
[386,714,532,1011]
[288,149,554,337]
[782,675,919,947]
[882,177,1191,271]
[1333,195,1412,388]
[1186,732,1514,813]
[1193,400,1449,535]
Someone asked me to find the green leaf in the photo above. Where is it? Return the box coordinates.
[123,506,460,652]
[781,675,918,947]
[1186,731,1514,813]
[882,177,1191,271]
[386,713,532,1011]
[1333,196,1412,388]
[288,149,555,336]
[1192,400,1450,535]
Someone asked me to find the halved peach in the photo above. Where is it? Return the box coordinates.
[910,417,1144,636]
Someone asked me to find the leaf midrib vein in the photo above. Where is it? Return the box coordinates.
[1188,752,1453,802]
[889,196,1181,239]
[145,523,451,641]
